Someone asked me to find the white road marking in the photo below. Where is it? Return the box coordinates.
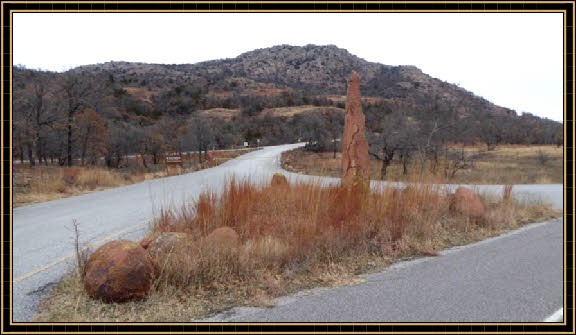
[544,307,564,322]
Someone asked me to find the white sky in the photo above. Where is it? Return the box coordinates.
[13,13,564,122]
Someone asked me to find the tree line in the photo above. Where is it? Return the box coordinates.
[13,66,562,174]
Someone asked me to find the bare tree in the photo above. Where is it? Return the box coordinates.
[324,110,344,158]
[186,117,214,164]
[59,71,102,166]
[74,108,107,165]
[478,115,503,151]
[13,70,58,166]
[414,119,456,176]
[368,107,414,180]
[298,113,328,152]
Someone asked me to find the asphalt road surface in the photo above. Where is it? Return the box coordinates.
[12,143,563,322]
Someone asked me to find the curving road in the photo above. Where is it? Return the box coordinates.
[12,143,563,322]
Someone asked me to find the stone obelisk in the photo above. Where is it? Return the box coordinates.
[341,71,370,189]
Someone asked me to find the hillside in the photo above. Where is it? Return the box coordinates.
[13,44,562,168]
[74,44,515,119]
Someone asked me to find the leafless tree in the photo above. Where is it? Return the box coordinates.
[324,110,344,158]
[13,70,58,166]
[60,73,94,166]
[186,117,214,163]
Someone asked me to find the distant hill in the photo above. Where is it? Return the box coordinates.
[73,44,518,119]
[13,44,562,166]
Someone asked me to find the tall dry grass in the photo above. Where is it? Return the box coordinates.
[33,177,560,322]
[146,178,554,291]
[13,166,148,206]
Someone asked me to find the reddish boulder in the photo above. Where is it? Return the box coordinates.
[271,173,289,187]
[204,227,240,251]
[341,71,370,189]
[84,240,154,303]
[452,187,486,218]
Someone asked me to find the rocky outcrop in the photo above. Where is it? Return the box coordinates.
[341,71,370,189]
[84,240,154,303]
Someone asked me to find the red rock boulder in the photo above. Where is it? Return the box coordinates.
[204,227,240,251]
[84,240,154,303]
[452,187,486,218]
[271,173,289,187]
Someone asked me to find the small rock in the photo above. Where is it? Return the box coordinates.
[452,186,486,218]
[204,227,240,251]
[139,233,161,249]
[271,173,289,187]
[84,240,154,303]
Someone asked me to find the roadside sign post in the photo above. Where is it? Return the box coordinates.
[164,151,183,175]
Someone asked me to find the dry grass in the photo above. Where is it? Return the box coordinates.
[323,95,387,105]
[13,148,259,207]
[34,177,560,322]
[261,105,344,118]
[282,145,563,184]
[12,166,143,207]
[197,108,241,121]
[197,105,345,121]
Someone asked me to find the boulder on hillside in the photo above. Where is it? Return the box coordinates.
[84,240,155,303]
[451,187,486,218]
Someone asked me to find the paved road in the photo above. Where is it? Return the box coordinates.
[12,143,563,322]
[12,144,301,322]
[200,218,563,322]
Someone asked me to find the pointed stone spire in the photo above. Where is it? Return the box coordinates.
[341,71,370,189]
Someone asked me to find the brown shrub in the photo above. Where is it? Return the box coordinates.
[147,233,198,287]
[451,186,486,218]
[63,168,81,185]
[147,179,455,289]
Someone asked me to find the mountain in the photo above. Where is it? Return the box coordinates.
[13,44,562,166]
[73,44,517,119]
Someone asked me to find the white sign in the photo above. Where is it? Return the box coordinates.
[244,142,248,147]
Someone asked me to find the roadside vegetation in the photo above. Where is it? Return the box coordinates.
[34,176,560,322]
[282,145,562,185]
[13,148,258,207]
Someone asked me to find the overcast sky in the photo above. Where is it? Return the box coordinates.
[13,13,563,122]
